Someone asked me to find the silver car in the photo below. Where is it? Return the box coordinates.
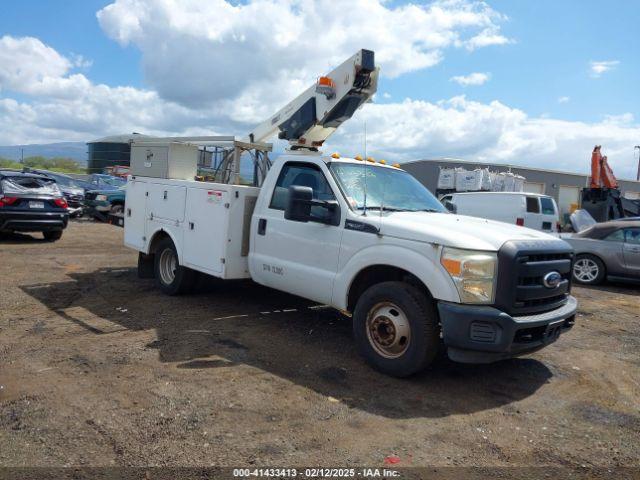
[565,220,640,285]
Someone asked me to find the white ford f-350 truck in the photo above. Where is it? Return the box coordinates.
[124,50,577,377]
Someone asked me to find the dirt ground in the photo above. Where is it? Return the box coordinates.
[1,221,639,469]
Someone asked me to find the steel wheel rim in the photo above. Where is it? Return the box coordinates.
[159,248,177,285]
[366,302,411,359]
[574,258,598,282]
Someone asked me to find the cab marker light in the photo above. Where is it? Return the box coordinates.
[379,159,386,165]
[366,156,376,163]
[331,152,340,159]
[392,163,401,168]
[354,155,363,161]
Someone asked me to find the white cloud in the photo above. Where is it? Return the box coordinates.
[325,96,640,180]
[558,96,570,104]
[96,0,511,111]
[463,27,512,50]
[450,72,490,86]
[590,60,619,77]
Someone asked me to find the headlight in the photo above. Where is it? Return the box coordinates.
[440,247,497,304]
[96,194,108,201]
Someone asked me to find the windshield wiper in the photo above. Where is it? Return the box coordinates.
[356,206,413,212]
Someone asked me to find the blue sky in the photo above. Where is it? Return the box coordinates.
[0,0,638,177]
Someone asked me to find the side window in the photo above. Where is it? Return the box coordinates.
[269,163,336,211]
[440,195,452,203]
[603,229,625,242]
[540,197,556,215]
[526,197,540,213]
[624,228,640,245]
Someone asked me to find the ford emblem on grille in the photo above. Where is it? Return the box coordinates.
[543,271,562,288]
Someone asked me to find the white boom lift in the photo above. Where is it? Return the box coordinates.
[124,48,578,377]
[130,49,378,186]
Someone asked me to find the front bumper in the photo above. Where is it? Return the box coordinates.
[438,296,577,363]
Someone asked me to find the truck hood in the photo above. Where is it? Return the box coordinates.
[378,212,559,251]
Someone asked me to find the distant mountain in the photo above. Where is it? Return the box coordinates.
[0,142,87,164]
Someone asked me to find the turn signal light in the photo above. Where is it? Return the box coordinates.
[54,198,68,209]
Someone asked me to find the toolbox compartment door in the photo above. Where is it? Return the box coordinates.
[124,180,148,250]
[147,183,186,223]
[183,187,229,276]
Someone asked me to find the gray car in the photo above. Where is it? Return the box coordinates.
[565,220,640,284]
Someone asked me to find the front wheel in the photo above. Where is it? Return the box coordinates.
[353,281,439,377]
[573,254,605,285]
[153,237,196,295]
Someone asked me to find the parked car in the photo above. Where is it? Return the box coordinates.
[0,169,69,241]
[440,192,561,233]
[87,174,127,191]
[565,219,640,284]
[84,186,126,220]
[26,169,86,217]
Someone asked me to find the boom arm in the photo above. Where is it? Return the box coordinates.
[246,49,379,150]
[590,145,619,189]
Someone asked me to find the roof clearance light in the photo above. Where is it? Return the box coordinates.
[392,163,401,168]
[316,76,336,99]
[331,152,340,159]
[354,155,363,161]
[378,159,386,165]
[366,156,375,163]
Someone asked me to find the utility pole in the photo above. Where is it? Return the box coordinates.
[20,148,24,164]
[635,146,640,181]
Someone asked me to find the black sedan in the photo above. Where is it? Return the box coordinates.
[0,170,69,241]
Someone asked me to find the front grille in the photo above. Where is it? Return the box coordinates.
[496,240,574,315]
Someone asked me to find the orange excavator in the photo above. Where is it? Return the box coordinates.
[581,145,639,221]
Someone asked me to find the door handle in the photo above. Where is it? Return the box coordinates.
[258,218,267,235]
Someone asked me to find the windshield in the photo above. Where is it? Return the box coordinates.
[329,163,447,213]
[93,175,126,188]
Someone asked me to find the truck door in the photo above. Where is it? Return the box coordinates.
[622,227,640,276]
[251,162,343,305]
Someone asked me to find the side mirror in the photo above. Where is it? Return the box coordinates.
[443,200,457,213]
[285,185,341,225]
[285,185,313,222]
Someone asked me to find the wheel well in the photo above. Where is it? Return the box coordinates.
[111,200,124,206]
[148,230,171,255]
[347,265,433,312]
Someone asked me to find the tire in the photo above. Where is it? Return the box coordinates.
[353,281,439,377]
[110,204,124,215]
[43,230,63,241]
[573,254,606,285]
[153,237,196,295]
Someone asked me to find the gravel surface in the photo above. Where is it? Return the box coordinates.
[0,221,639,468]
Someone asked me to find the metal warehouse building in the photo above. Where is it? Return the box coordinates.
[403,158,640,223]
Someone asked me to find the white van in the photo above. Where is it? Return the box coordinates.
[440,192,560,233]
